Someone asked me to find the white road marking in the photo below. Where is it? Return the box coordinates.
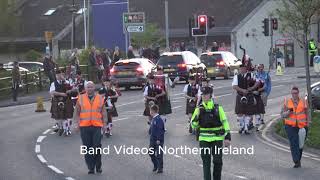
[172,97,185,100]
[171,100,182,103]
[50,131,56,135]
[235,175,248,179]
[172,106,182,109]
[37,154,47,163]
[117,100,143,107]
[174,155,181,158]
[65,177,75,180]
[273,85,285,88]
[260,120,320,160]
[270,114,280,117]
[198,164,203,167]
[216,93,232,98]
[113,117,129,122]
[48,165,64,174]
[42,129,51,135]
[35,145,40,153]
[37,136,46,143]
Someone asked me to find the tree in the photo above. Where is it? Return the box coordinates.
[0,0,20,56]
[130,23,165,48]
[276,0,320,119]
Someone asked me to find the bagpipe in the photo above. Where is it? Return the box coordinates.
[239,45,254,71]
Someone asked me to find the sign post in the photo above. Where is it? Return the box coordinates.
[44,31,53,55]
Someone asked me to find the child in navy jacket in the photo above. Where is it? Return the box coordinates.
[149,105,165,173]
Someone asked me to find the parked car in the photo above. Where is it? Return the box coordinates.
[200,51,241,79]
[157,51,207,83]
[310,81,320,110]
[110,58,156,90]
[6,61,43,72]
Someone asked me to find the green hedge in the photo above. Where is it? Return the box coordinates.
[275,112,320,149]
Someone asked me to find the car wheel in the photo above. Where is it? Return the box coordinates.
[211,77,216,80]
[224,68,231,79]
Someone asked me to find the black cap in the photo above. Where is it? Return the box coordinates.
[202,86,213,95]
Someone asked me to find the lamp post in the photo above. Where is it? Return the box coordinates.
[70,0,77,49]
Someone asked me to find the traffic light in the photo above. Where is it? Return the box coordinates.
[262,18,269,36]
[192,15,207,36]
[272,18,278,30]
[208,16,215,29]
[188,17,195,38]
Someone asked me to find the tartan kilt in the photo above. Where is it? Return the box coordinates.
[235,95,256,115]
[186,100,197,115]
[50,97,74,120]
[255,95,265,114]
[159,96,172,115]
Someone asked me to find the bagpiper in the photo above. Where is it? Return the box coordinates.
[99,77,119,137]
[50,69,74,136]
[183,75,200,133]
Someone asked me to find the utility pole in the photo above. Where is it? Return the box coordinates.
[194,14,198,54]
[70,0,76,49]
[87,0,90,47]
[165,0,169,49]
[83,0,88,49]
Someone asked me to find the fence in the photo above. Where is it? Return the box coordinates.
[0,64,90,99]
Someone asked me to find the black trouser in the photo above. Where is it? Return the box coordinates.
[46,71,56,84]
[200,140,223,180]
[310,54,315,67]
[149,140,164,170]
[12,83,19,101]
[80,126,102,171]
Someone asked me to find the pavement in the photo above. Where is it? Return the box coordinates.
[1,67,320,180]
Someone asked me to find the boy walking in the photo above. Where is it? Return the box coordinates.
[149,105,165,173]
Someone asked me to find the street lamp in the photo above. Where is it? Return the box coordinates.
[69,0,77,49]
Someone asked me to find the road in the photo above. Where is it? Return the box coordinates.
[1,68,320,180]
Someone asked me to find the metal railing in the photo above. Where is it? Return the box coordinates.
[0,64,91,98]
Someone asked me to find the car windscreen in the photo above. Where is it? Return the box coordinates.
[157,55,184,66]
[114,62,140,70]
[200,54,222,67]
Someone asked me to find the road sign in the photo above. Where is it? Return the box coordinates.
[44,31,53,43]
[126,25,144,32]
[123,12,145,25]
[123,12,145,33]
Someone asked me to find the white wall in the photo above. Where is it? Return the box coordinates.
[231,0,308,67]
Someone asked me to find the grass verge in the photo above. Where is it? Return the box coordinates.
[275,112,320,149]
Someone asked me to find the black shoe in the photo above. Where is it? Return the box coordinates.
[147,121,151,125]
[261,119,265,125]
[293,161,301,168]
[244,130,250,135]
[96,168,102,174]
[152,167,158,172]
[53,129,59,133]
[58,129,63,136]
[157,169,163,173]
[88,170,95,174]
[188,124,193,134]
[238,128,244,134]
[248,123,254,131]
[256,127,260,132]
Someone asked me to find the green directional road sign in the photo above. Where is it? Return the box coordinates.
[123,12,145,33]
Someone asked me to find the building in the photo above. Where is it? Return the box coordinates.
[231,0,320,67]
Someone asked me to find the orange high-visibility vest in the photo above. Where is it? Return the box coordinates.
[78,93,104,127]
[284,97,307,128]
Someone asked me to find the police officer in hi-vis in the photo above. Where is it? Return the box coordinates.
[191,87,231,180]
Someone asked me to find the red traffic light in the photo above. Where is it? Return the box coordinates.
[272,18,278,30]
[198,15,207,25]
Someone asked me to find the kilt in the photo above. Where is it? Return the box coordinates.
[186,100,197,115]
[50,97,74,120]
[255,95,265,114]
[159,96,172,115]
[235,94,256,115]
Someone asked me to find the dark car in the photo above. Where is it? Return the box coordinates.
[110,58,156,90]
[200,51,241,79]
[310,81,320,110]
[157,51,206,83]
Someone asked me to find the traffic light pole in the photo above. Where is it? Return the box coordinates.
[71,0,76,49]
[165,0,169,49]
[194,14,198,53]
[269,17,274,69]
